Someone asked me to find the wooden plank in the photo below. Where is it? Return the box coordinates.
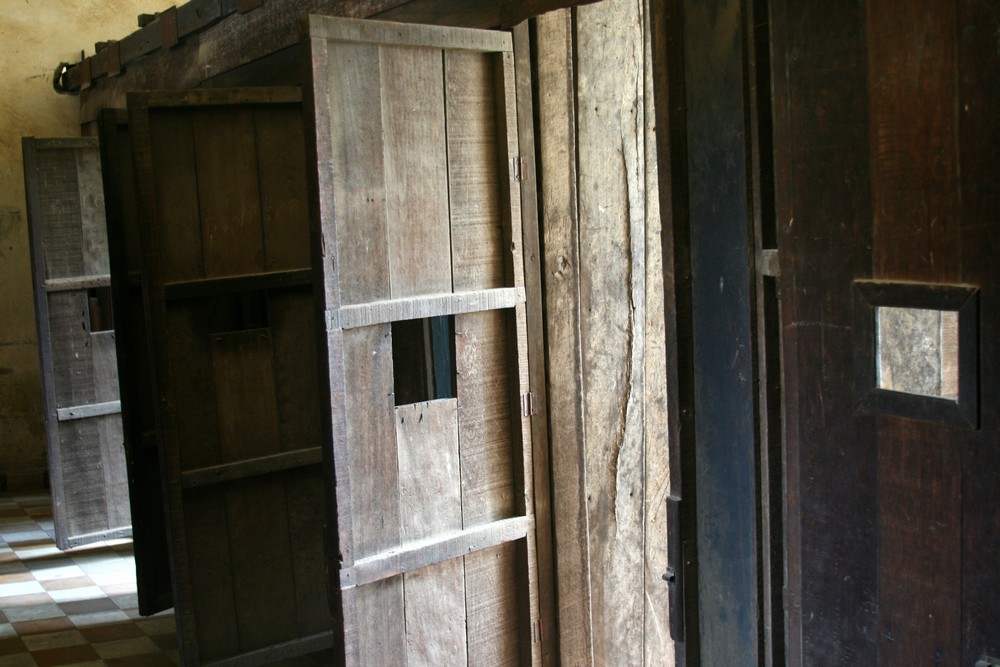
[381,44,453,297]
[512,21,557,665]
[36,147,86,280]
[181,448,323,488]
[141,86,302,108]
[770,0,877,662]
[639,0,671,660]
[163,268,313,300]
[269,290,321,453]
[204,631,335,667]
[867,1,963,662]
[143,105,205,282]
[309,14,511,52]
[342,516,529,588]
[957,2,1000,662]
[341,324,404,664]
[535,10,593,663]
[373,0,501,28]
[44,275,111,291]
[75,147,110,277]
[396,398,468,667]
[455,310,514,525]
[283,468,331,638]
[445,49,505,291]
[193,106,265,278]
[47,291,96,408]
[465,543,521,666]
[184,489,240,662]
[500,0,602,27]
[576,2,647,663]
[332,287,524,329]
[325,40,391,306]
[254,105,312,271]
[57,400,122,421]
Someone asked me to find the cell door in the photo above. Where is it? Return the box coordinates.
[127,87,330,665]
[304,16,542,665]
[22,137,132,550]
[772,1,1000,664]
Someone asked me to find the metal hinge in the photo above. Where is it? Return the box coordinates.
[325,309,338,332]
[521,391,536,417]
[511,156,527,182]
[531,618,543,644]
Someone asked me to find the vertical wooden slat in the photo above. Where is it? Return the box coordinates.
[957,1,1000,663]
[327,41,391,306]
[76,148,110,277]
[641,0,671,659]
[536,9,593,664]
[867,1,963,663]
[445,50,505,292]
[381,45,452,297]
[255,105,311,272]
[576,1,647,663]
[342,324,404,664]
[148,110,204,283]
[168,304,221,472]
[193,107,265,278]
[37,148,85,280]
[92,331,129,530]
[396,399,467,666]
[770,0,877,662]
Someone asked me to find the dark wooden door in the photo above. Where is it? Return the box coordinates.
[127,87,329,665]
[772,0,1000,663]
[97,110,173,616]
[22,137,132,550]
[304,16,542,665]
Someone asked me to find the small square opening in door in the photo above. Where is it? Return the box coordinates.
[391,315,456,406]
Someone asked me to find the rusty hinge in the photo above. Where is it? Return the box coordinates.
[531,618,543,644]
[511,156,527,182]
[521,392,536,417]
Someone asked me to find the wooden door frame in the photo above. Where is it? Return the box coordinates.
[651,0,784,663]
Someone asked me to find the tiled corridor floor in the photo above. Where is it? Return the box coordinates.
[0,493,178,666]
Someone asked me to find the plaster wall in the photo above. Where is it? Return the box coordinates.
[0,0,160,489]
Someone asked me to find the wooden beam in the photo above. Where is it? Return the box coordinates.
[56,400,122,422]
[340,516,530,589]
[163,268,313,300]
[44,275,112,292]
[329,287,525,330]
[180,447,323,489]
[500,0,602,27]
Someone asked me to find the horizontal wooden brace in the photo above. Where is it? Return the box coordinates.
[164,268,312,300]
[181,446,323,489]
[340,515,531,589]
[204,630,335,667]
[329,287,524,330]
[309,14,512,53]
[45,275,112,292]
[57,400,121,422]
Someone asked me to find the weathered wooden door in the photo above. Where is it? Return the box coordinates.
[772,0,1000,663]
[304,16,541,664]
[22,137,132,550]
[97,110,173,616]
[127,87,330,664]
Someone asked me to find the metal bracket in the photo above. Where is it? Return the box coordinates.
[511,156,527,182]
[521,392,536,417]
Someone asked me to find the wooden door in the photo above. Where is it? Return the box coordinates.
[97,110,173,616]
[22,138,132,550]
[127,87,330,665]
[772,0,1000,663]
[304,16,541,665]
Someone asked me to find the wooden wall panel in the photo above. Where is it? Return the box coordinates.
[538,1,670,663]
[957,2,1000,662]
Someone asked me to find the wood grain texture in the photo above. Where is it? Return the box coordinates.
[396,399,468,666]
[577,2,647,661]
[536,10,592,663]
[957,2,1000,662]
[455,310,514,525]
[445,50,505,291]
[770,0,877,663]
[326,40,391,306]
[381,45,453,297]
[867,2,964,662]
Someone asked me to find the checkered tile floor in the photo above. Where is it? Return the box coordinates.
[0,493,178,666]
